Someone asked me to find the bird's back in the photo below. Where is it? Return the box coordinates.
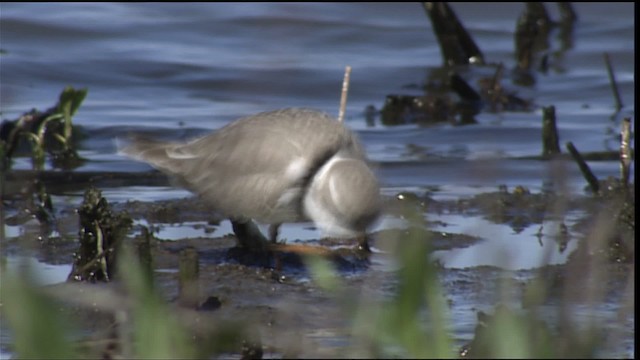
[120,108,367,224]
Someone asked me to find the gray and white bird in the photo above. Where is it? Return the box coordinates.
[118,108,380,250]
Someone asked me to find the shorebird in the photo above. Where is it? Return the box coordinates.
[119,108,380,251]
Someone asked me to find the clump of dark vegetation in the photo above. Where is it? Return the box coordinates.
[380,93,459,126]
[0,86,87,171]
[68,187,133,282]
[2,178,56,240]
[1,87,88,242]
[463,185,549,234]
[375,2,543,127]
[423,2,485,66]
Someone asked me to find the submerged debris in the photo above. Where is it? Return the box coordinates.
[2,178,56,239]
[513,3,552,85]
[475,65,532,112]
[377,3,541,127]
[541,105,561,158]
[380,93,457,126]
[461,185,548,234]
[423,2,485,66]
[378,67,532,126]
[513,3,578,82]
[68,187,133,282]
[514,3,552,70]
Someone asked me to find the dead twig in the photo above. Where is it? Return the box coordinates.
[542,105,561,158]
[604,52,623,110]
[566,142,600,194]
[620,117,632,187]
[338,65,352,123]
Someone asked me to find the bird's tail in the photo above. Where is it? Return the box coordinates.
[116,135,182,173]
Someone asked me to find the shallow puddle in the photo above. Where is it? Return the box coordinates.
[430,213,582,270]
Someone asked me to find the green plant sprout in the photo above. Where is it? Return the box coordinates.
[0,86,87,170]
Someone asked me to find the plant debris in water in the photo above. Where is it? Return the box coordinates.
[0,86,87,171]
[375,3,535,127]
[68,187,133,282]
[2,178,56,239]
[423,2,485,66]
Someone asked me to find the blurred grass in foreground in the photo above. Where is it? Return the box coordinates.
[1,260,77,359]
[0,248,195,359]
[0,247,247,359]
[0,193,634,358]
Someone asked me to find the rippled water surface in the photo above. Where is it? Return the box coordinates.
[1,2,635,358]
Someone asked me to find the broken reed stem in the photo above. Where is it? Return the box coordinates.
[603,52,623,110]
[95,221,109,281]
[620,117,632,187]
[338,65,352,123]
[566,141,600,194]
[178,247,200,308]
[541,105,561,157]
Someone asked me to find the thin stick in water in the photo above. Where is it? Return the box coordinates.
[338,65,352,122]
[179,247,200,308]
[604,52,623,110]
[566,141,600,194]
[620,117,632,187]
[541,105,561,158]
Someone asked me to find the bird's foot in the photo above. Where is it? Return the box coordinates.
[231,219,269,252]
[356,235,372,253]
[268,223,286,244]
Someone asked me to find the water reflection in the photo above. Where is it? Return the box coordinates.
[430,213,580,270]
[3,256,72,285]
